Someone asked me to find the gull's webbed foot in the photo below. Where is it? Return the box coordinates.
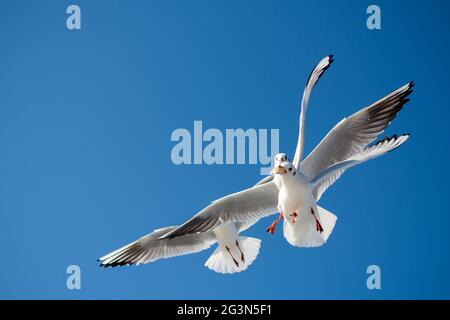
[266,222,277,235]
[266,212,283,235]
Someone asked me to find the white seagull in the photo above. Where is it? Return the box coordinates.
[98,56,335,273]
[99,55,413,273]
[98,153,288,274]
[160,65,413,243]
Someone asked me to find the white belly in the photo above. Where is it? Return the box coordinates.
[278,182,315,219]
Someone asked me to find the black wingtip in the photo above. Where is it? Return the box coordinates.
[406,81,415,93]
[388,133,411,140]
[370,133,410,149]
[328,54,334,63]
[305,55,334,86]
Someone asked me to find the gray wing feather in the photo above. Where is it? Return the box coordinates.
[98,226,217,267]
[160,182,279,239]
[311,134,410,200]
[299,82,414,180]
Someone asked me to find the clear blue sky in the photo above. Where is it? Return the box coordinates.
[1,0,449,299]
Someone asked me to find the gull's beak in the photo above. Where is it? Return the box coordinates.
[272,166,287,174]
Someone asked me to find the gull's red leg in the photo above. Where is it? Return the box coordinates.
[266,212,283,235]
[310,208,324,233]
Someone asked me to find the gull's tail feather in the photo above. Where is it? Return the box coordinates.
[204,236,261,274]
[283,205,337,248]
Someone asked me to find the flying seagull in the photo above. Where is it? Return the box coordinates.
[98,56,334,273]
[98,154,288,274]
[99,55,413,273]
[161,69,413,242]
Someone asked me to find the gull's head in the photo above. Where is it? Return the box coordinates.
[274,153,289,167]
[272,161,296,176]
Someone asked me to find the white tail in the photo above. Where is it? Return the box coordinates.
[283,205,337,248]
[204,236,261,274]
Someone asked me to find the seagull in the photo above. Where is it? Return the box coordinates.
[98,56,336,272]
[160,66,413,242]
[273,134,409,247]
[98,153,288,274]
[99,55,413,273]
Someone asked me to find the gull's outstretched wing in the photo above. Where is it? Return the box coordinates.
[253,174,274,186]
[311,134,410,200]
[160,182,279,240]
[98,226,216,267]
[292,55,334,168]
[299,82,414,180]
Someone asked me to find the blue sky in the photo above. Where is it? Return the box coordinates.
[1,0,449,299]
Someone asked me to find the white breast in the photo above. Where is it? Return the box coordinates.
[278,172,315,216]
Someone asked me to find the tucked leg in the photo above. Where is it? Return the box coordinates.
[225,245,239,267]
[310,208,324,233]
[235,240,245,263]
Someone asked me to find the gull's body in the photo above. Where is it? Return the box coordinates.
[278,166,337,247]
[277,169,314,217]
[276,168,325,247]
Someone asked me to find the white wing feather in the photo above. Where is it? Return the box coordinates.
[292,55,334,167]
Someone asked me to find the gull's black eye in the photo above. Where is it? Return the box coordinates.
[289,167,292,171]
